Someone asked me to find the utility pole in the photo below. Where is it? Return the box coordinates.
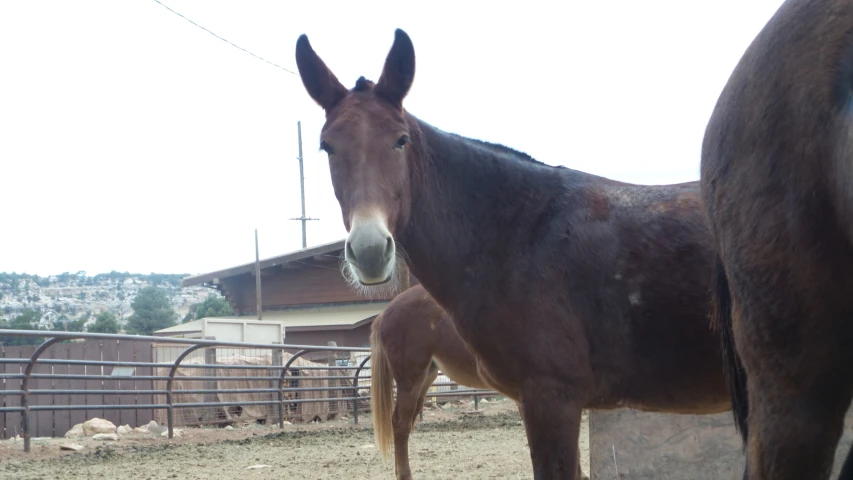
[289,121,319,249]
[254,228,262,320]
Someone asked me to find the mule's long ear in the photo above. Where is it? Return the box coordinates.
[295,34,347,111]
[375,29,415,109]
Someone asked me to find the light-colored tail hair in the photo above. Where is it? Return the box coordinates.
[370,315,395,462]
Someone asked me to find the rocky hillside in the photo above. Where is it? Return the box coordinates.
[0,271,217,328]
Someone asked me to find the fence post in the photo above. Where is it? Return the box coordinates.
[353,355,371,425]
[271,347,282,428]
[325,342,340,417]
[21,337,62,453]
[474,395,479,411]
[204,348,217,407]
[279,349,310,427]
[166,344,206,439]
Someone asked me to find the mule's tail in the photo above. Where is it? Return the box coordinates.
[712,256,749,446]
[370,315,395,463]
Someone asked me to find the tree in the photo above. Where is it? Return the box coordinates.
[52,314,86,332]
[125,286,177,336]
[184,294,234,323]
[0,309,44,346]
[88,312,120,334]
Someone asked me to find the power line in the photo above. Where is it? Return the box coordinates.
[152,0,298,75]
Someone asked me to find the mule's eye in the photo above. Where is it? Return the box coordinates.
[394,134,409,149]
[320,141,335,155]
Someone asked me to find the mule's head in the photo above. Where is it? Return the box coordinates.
[296,29,416,291]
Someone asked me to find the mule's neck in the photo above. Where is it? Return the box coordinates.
[398,114,578,309]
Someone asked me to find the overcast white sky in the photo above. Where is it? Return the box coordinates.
[0,0,785,277]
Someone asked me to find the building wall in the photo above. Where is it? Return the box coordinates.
[284,322,372,349]
[221,267,418,314]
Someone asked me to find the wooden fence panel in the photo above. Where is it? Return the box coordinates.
[31,346,55,438]
[83,342,104,422]
[0,346,8,438]
[134,341,155,428]
[66,343,87,430]
[3,346,34,439]
[51,343,72,438]
[116,341,135,427]
[100,340,121,427]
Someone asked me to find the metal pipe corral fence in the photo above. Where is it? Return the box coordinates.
[0,329,499,452]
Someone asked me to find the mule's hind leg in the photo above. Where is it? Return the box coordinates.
[412,361,439,427]
[520,379,584,480]
[392,380,427,480]
[838,441,853,480]
[742,362,853,480]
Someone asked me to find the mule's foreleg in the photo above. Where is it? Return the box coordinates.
[516,402,588,480]
[520,379,584,480]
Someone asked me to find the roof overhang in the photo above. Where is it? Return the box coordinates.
[181,239,345,288]
[153,301,387,336]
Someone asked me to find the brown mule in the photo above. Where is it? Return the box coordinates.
[297,30,730,479]
[370,284,590,480]
[701,0,853,479]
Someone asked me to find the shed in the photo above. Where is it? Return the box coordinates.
[180,239,415,347]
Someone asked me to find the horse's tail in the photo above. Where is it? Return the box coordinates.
[370,314,394,462]
[711,255,749,446]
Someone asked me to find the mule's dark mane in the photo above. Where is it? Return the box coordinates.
[349,77,551,169]
[354,76,374,92]
[454,134,553,168]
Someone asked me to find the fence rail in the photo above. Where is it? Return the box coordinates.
[0,329,499,452]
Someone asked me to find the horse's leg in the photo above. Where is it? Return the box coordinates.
[392,379,426,480]
[741,353,852,480]
[838,441,853,480]
[412,361,439,427]
[520,379,583,480]
[516,402,586,479]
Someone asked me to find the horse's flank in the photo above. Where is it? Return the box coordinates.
[701,0,853,478]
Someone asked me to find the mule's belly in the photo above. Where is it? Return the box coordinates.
[587,389,731,414]
[586,360,730,414]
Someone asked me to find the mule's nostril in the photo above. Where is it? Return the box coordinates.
[346,241,357,264]
[384,236,394,258]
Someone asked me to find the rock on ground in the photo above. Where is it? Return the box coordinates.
[116,425,132,435]
[92,433,118,441]
[64,424,84,438]
[145,421,167,436]
[82,418,116,436]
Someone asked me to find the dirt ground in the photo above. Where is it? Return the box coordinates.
[0,397,590,479]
